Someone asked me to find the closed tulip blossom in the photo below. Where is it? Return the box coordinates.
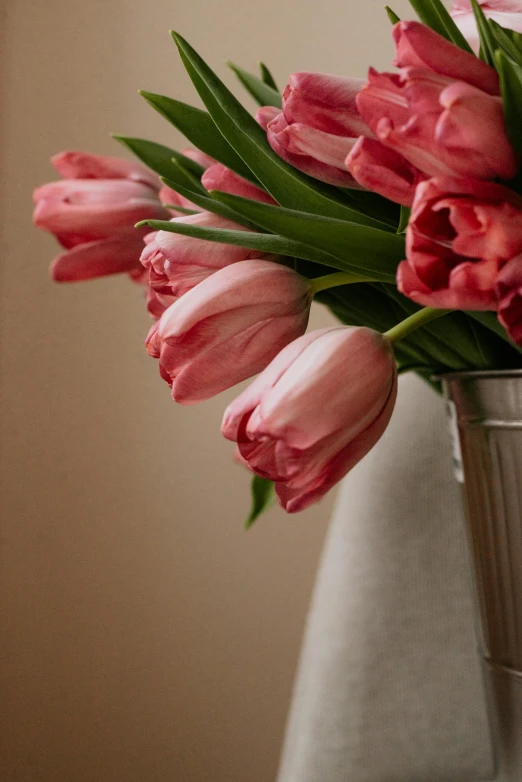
[451,1,522,53]
[140,164,277,317]
[392,20,500,94]
[146,259,313,403]
[357,62,516,182]
[222,327,398,513]
[397,177,522,310]
[140,212,269,314]
[33,151,171,282]
[257,73,371,187]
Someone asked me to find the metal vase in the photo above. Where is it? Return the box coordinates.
[442,371,522,782]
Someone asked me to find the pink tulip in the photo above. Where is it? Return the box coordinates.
[34,151,170,281]
[140,212,269,308]
[393,20,500,95]
[222,327,397,513]
[497,256,522,344]
[141,164,278,317]
[50,150,160,188]
[146,259,312,404]
[201,163,277,204]
[346,137,425,206]
[397,176,522,309]
[451,1,522,53]
[256,73,371,187]
[357,66,516,181]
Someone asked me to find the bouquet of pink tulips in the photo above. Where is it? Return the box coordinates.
[33,0,522,521]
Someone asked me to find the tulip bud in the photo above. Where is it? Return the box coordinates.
[222,326,397,513]
[146,259,313,404]
[222,327,397,513]
[140,212,269,315]
[33,151,170,282]
[141,164,278,318]
[256,72,371,187]
[357,65,516,182]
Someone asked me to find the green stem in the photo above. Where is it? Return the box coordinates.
[384,307,452,345]
[309,271,373,295]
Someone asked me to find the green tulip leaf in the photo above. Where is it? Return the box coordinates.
[495,49,522,163]
[137,217,364,271]
[227,62,282,108]
[112,135,203,180]
[170,31,392,229]
[209,191,403,280]
[139,91,257,182]
[385,6,401,24]
[470,0,498,66]
[489,20,522,66]
[160,176,260,228]
[259,62,279,91]
[246,476,276,529]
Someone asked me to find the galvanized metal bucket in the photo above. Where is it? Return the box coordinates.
[442,371,522,782]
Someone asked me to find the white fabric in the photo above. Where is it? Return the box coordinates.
[277,374,495,782]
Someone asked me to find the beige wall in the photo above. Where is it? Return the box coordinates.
[1,1,417,780]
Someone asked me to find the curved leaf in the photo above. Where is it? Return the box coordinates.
[227,62,282,108]
[170,31,391,229]
[139,91,257,182]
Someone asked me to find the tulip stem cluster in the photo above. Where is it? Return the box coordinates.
[384,307,452,345]
[309,271,373,295]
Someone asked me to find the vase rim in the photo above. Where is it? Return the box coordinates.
[437,369,522,381]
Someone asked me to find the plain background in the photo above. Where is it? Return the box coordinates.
[1,1,424,780]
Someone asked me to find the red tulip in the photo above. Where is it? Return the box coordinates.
[397,176,522,310]
[357,66,516,181]
[33,151,170,281]
[257,73,371,187]
[393,20,500,95]
[146,259,312,404]
[451,1,522,53]
[222,327,397,513]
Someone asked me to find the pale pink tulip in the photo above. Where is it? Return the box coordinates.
[357,67,516,181]
[393,20,500,95]
[257,73,371,187]
[34,151,170,281]
[397,176,522,309]
[346,137,425,206]
[222,327,397,513]
[146,259,312,404]
[451,1,522,53]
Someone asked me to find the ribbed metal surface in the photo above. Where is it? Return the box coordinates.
[443,372,522,671]
[443,371,522,782]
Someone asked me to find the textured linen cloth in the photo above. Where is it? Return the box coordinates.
[277,374,495,782]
